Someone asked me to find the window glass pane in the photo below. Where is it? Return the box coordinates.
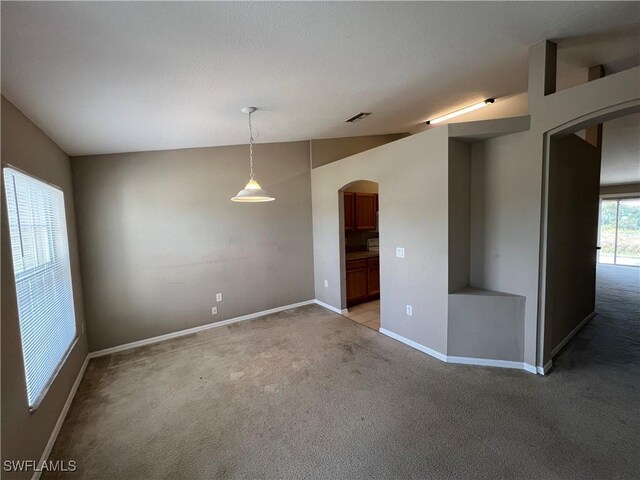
[598,199,617,264]
[615,198,640,266]
[3,167,77,408]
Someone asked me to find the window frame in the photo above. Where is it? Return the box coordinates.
[597,193,640,267]
[3,163,79,412]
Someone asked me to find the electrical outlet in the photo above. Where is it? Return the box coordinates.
[406,305,413,316]
[324,280,329,288]
[396,247,405,258]
[211,306,218,315]
[216,293,223,302]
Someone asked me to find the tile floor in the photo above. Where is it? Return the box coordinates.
[343,299,380,331]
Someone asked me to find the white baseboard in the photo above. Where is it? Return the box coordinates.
[89,299,316,358]
[550,311,596,358]
[32,355,89,480]
[446,355,528,370]
[379,328,447,362]
[314,299,347,315]
[523,363,538,374]
[536,360,553,375]
[380,328,537,374]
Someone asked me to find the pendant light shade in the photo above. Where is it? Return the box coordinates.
[231,179,275,202]
[231,107,275,203]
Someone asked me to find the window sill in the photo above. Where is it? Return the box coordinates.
[29,335,80,413]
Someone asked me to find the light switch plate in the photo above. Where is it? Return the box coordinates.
[216,293,223,302]
[406,305,413,316]
[396,247,405,258]
[324,280,329,288]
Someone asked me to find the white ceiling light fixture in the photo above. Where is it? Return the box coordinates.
[426,98,495,125]
[231,107,275,203]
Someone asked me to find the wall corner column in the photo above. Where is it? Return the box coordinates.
[528,40,557,104]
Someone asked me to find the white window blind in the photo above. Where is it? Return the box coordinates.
[3,167,77,409]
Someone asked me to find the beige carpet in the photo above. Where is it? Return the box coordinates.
[45,269,639,479]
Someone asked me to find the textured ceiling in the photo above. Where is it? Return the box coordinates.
[2,1,639,156]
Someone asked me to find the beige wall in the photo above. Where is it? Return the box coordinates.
[601,113,640,186]
[311,134,408,169]
[345,180,378,194]
[72,141,314,351]
[468,130,539,334]
[447,291,525,361]
[312,128,450,354]
[1,96,88,477]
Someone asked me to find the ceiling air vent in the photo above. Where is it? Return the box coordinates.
[345,112,372,123]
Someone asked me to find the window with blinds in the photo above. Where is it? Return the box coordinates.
[3,167,77,409]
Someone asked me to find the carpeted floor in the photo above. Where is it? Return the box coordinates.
[46,266,639,479]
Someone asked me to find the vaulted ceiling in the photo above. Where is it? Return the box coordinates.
[2,1,639,156]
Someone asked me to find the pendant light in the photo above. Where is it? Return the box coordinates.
[231,107,275,202]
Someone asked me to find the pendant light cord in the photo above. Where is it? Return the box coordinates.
[248,110,255,180]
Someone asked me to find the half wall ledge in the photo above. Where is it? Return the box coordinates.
[448,287,526,364]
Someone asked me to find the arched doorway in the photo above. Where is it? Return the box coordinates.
[339,180,380,331]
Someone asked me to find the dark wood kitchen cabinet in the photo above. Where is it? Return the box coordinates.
[343,192,355,231]
[367,257,380,296]
[346,256,379,306]
[355,193,377,230]
[346,260,368,305]
[343,192,377,231]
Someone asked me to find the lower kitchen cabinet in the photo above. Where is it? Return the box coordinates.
[346,266,368,305]
[367,264,380,296]
[346,256,380,307]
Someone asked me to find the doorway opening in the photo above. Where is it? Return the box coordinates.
[339,180,380,331]
[594,112,640,350]
[540,105,640,371]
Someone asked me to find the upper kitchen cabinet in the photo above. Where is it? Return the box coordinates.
[344,192,355,231]
[343,191,378,231]
[355,193,377,230]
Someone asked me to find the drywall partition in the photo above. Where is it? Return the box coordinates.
[446,120,531,367]
[544,134,601,362]
[312,128,450,354]
[448,289,525,362]
[1,96,89,478]
[72,141,314,351]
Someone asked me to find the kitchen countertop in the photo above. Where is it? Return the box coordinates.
[346,250,379,261]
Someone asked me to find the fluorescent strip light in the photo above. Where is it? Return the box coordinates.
[426,98,495,125]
